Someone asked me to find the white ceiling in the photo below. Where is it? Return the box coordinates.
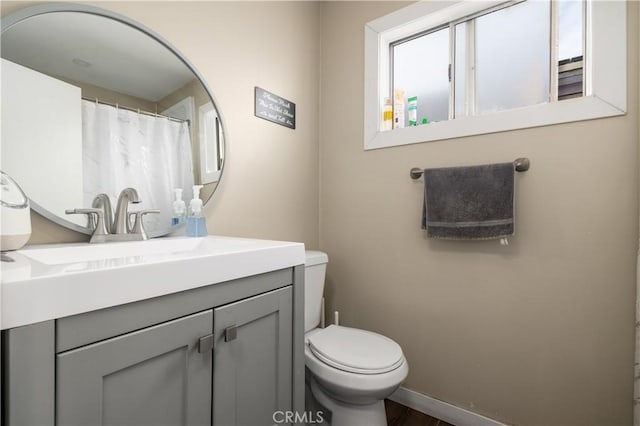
[2,12,196,102]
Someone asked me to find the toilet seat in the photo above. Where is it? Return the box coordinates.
[307,325,404,375]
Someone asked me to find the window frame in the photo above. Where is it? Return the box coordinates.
[363,0,626,150]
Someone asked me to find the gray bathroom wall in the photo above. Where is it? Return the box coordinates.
[318,1,639,425]
[1,1,321,249]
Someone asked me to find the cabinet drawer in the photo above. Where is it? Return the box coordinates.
[56,268,293,352]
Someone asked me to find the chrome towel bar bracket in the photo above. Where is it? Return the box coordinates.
[410,157,530,180]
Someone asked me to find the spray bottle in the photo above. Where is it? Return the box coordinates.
[186,184,207,237]
[171,188,186,226]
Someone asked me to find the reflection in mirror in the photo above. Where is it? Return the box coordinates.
[1,7,225,237]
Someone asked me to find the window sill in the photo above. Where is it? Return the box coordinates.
[365,95,626,150]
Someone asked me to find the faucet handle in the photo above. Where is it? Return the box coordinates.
[128,209,160,240]
[66,208,109,236]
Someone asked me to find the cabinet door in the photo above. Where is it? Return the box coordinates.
[56,309,213,426]
[214,286,292,426]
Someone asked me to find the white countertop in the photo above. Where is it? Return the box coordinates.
[1,235,305,330]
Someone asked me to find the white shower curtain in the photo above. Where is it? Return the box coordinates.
[82,100,194,235]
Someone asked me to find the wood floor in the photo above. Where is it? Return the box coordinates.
[385,399,455,426]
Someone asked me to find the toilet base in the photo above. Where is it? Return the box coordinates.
[309,376,388,426]
[306,376,330,425]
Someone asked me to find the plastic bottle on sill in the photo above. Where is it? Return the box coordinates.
[382,97,393,131]
[393,89,405,129]
[408,96,418,126]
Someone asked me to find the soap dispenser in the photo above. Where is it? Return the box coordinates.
[171,188,186,226]
[186,185,207,237]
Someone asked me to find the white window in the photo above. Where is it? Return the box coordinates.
[364,0,626,150]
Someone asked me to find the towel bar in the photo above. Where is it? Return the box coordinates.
[409,158,530,180]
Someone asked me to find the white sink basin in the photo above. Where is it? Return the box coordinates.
[19,237,204,265]
[1,236,305,330]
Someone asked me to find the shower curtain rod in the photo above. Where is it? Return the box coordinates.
[81,97,189,124]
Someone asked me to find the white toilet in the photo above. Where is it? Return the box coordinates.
[304,251,408,426]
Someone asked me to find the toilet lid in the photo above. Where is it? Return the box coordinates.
[308,325,404,374]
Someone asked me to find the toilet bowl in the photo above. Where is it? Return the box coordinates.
[304,251,408,426]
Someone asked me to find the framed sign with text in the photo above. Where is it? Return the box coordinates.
[254,87,296,129]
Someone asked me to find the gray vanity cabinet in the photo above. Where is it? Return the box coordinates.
[2,266,305,426]
[56,310,213,426]
[214,286,292,426]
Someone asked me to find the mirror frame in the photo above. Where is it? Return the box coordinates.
[1,3,227,236]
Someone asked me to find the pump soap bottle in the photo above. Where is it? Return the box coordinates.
[171,188,186,226]
[186,185,207,237]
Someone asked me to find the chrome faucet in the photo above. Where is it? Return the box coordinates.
[66,188,159,243]
[91,193,114,232]
[113,187,140,234]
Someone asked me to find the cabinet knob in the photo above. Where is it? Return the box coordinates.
[224,325,237,342]
[198,334,214,353]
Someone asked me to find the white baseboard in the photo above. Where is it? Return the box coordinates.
[388,387,509,426]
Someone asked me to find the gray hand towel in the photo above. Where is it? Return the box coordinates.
[421,162,515,240]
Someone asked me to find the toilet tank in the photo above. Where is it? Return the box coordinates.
[304,250,328,333]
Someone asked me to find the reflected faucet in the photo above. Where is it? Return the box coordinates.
[113,188,141,234]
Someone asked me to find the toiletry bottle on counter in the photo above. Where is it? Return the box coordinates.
[408,96,417,126]
[171,188,186,226]
[186,184,207,237]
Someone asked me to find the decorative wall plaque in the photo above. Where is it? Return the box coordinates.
[254,87,295,129]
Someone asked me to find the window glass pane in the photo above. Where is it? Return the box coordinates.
[559,0,583,61]
[475,0,551,114]
[558,0,584,100]
[393,27,449,124]
[454,23,466,118]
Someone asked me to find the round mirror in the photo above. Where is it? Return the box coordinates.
[1,4,225,238]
